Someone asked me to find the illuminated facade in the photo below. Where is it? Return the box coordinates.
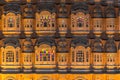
[0,0,120,80]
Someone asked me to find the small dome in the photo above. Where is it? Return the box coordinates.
[113,33,120,41]
[37,3,56,13]
[105,6,116,18]
[23,3,34,18]
[104,39,117,53]
[58,3,68,18]
[24,38,32,46]
[100,31,108,40]
[93,5,103,18]
[92,38,103,52]
[23,38,33,53]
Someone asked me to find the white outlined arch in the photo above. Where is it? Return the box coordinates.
[4,76,16,80]
[37,76,53,80]
[74,76,87,80]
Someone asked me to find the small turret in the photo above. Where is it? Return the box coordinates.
[57,0,69,36]
[105,0,116,34]
[92,0,103,34]
[23,0,34,36]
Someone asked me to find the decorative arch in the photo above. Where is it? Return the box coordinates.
[1,38,20,65]
[4,76,16,80]
[36,10,56,31]
[74,76,87,80]
[71,37,90,64]
[37,76,52,80]
[2,12,21,31]
[71,12,90,31]
[35,38,56,64]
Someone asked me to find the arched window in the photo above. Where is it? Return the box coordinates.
[107,54,115,63]
[77,18,84,27]
[36,48,55,62]
[40,15,51,27]
[8,17,14,27]
[16,51,19,62]
[44,21,47,27]
[85,15,89,28]
[16,17,19,28]
[76,50,84,62]
[72,51,75,62]
[86,51,89,62]
[2,52,4,62]
[36,11,56,31]
[6,51,14,62]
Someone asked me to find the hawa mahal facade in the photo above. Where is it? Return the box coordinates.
[0,0,120,80]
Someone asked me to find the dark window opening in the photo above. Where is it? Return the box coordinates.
[44,22,47,27]
[78,23,82,27]
[52,23,55,27]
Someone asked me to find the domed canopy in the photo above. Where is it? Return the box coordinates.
[104,39,117,53]
[71,36,89,47]
[105,6,116,18]
[92,38,103,52]
[93,5,103,18]
[3,38,20,48]
[71,2,88,14]
[35,37,55,47]
[37,3,56,13]
[23,3,34,18]
[4,3,21,14]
